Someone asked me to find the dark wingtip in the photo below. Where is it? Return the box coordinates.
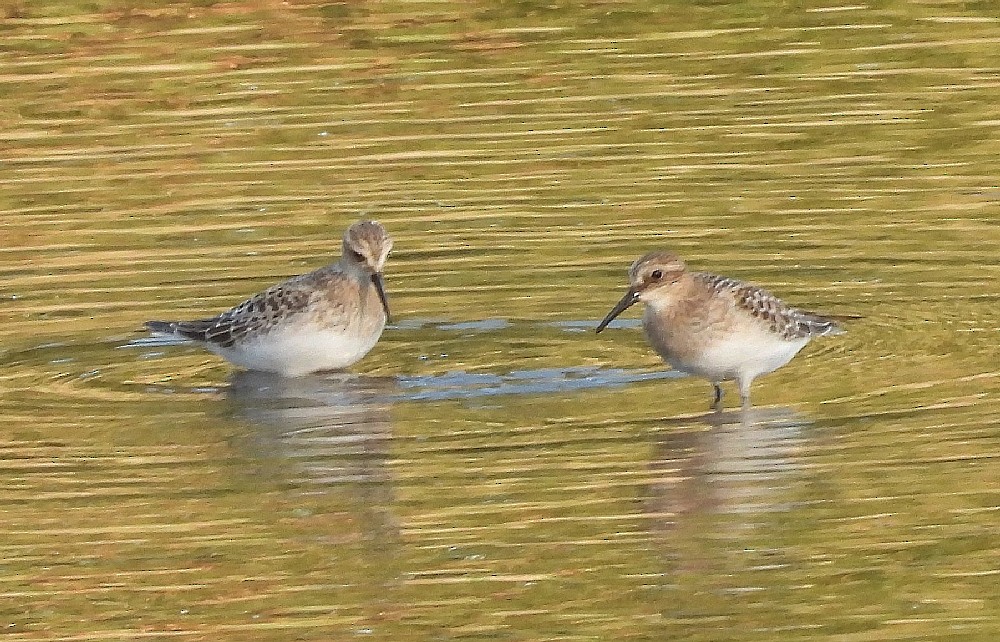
[145,320,175,334]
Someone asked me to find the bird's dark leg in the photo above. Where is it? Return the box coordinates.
[711,382,724,411]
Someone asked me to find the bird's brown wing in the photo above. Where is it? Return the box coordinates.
[697,273,845,340]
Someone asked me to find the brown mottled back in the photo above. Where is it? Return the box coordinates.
[148,268,349,348]
[696,273,844,340]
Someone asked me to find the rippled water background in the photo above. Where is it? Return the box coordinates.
[2,1,999,639]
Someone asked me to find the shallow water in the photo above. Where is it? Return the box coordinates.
[1,1,999,640]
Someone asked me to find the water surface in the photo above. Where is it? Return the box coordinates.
[1,1,998,640]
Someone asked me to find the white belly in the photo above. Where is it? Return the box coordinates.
[668,328,809,383]
[208,326,383,377]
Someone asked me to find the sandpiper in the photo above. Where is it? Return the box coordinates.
[146,220,392,377]
[596,251,844,410]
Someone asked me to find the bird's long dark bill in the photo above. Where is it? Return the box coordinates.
[595,288,639,333]
[372,272,391,321]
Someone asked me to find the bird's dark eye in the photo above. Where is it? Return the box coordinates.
[349,250,365,262]
[650,269,663,280]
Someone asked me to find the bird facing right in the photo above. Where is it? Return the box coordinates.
[145,220,392,377]
[595,251,845,410]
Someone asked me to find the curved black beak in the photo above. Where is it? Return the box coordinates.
[595,288,639,333]
[371,272,391,322]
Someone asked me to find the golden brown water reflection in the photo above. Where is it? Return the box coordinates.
[1,1,998,640]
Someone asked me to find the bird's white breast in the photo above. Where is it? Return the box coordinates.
[692,328,809,382]
[645,306,810,383]
[208,323,383,377]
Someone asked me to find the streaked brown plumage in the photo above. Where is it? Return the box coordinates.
[146,220,393,377]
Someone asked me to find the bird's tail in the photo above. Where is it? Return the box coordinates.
[145,320,178,334]
[145,320,212,342]
[799,312,849,336]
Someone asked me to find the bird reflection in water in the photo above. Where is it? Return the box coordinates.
[226,370,398,539]
[640,407,815,604]
[645,406,810,544]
